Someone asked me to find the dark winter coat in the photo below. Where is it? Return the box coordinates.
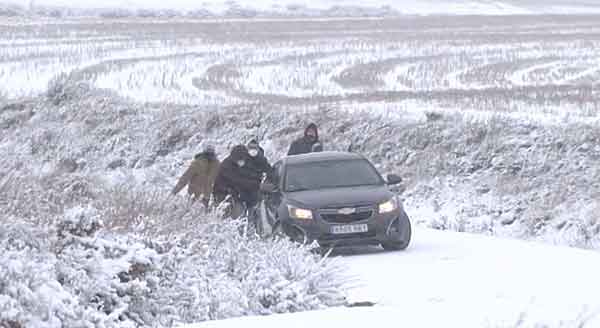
[241,146,273,185]
[213,145,258,203]
[172,151,220,200]
[287,123,320,156]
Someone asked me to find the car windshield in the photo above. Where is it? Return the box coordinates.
[284,159,383,192]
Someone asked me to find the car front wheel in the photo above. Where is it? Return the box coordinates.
[381,216,411,251]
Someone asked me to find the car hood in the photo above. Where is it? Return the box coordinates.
[285,185,392,209]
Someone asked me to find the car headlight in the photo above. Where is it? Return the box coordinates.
[378,198,397,214]
[288,205,313,220]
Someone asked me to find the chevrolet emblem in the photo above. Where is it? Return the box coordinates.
[338,208,356,215]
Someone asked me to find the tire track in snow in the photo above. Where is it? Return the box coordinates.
[508,59,564,86]
[70,48,250,105]
[333,55,442,91]
[558,64,600,85]
[193,50,354,100]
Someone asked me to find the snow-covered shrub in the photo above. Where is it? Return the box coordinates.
[92,183,209,237]
[46,73,90,106]
[57,205,103,238]
[0,223,76,328]
[0,170,98,225]
[0,171,12,208]
[46,73,71,106]
[183,219,348,317]
[0,203,348,327]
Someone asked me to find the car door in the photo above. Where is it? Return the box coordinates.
[262,161,283,225]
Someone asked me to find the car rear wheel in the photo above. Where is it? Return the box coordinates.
[381,216,411,251]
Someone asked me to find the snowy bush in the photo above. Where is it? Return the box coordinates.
[46,73,71,106]
[0,223,72,328]
[46,74,90,106]
[0,170,98,225]
[0,203,348,327]
[1,158,348,326]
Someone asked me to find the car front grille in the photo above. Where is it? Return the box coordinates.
[320,231,376,241]
[321,210,373,223]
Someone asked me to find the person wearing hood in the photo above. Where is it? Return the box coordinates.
[172,145,220,208]
[241,139,273,208]
[213,145,258,216]
[287,123,321,156]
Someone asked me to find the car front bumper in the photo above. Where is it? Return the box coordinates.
[280,207,410,248]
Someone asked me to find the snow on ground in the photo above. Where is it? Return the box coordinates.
[0,42,215,100]
[93,54,239,106]
[194,227,600,327]
[2,13,600,328]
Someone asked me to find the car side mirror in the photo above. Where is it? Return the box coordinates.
[386,174,402,185]
[260,182,278,193]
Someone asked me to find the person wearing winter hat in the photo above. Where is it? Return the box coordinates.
[212,145,258,218]
[287,123,321,156]
[241,138,273,209]
[172,144,220,208]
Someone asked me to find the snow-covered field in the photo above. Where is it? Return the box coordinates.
[2,12,600,327]
[4,0,600,16]
[2,16,600,118]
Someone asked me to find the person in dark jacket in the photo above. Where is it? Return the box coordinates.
[241,139,273,208]
[172,145,220,208]
[213,145,257,218]
[287,123,320,156]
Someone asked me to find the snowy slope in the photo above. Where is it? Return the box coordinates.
[193,228,600,327]
[5,0,600,15]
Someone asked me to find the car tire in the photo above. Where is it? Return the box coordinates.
[284,223,308,245]
[312,246,333,257]
[381,216,411,251]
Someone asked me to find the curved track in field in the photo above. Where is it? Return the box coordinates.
[1,15,600,117]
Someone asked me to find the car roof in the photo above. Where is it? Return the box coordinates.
[283,151,366,165]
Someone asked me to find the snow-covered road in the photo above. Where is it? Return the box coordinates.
[193,228,600,327]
